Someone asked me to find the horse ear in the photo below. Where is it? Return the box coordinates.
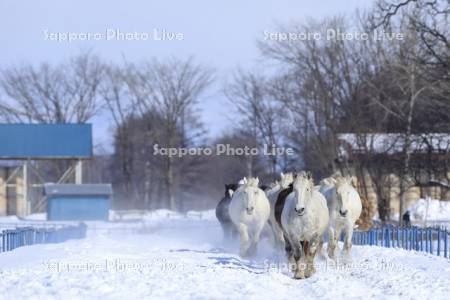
[228,189,234,198]
[243,177,247,183]
[306,171,312,179]
[346,175,356,186]
[255,177,260,185]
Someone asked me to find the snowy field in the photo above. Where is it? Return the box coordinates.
[1,211,450,300]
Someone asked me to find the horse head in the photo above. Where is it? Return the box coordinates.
[280,172,294,189]
[335,175,353,218]
[238,177,247,186]
[292,172,314,216]
[242,177,260,215]
[224,183,238,197]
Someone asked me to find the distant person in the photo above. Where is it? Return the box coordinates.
[402,210,411,227]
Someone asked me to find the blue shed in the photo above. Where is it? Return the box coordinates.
[44,184,112,221]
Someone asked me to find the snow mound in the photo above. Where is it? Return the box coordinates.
[407,198,450,221]
[24,213,46,221]
[0,215,21,222]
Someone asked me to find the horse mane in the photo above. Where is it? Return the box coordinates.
[293,171,314,189]
[320,177,336,187]
[245,177,259,188]
[335,175,353,189]
[281,172,294,180]
[270,180,279,188]
[320,171,355,188]
[280,172,295,188]
[259,185,270,191]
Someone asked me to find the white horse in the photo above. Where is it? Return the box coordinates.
[266,172,294,247]
[229,177,270,257]
[320,175,362,260]
[279,172,329,279]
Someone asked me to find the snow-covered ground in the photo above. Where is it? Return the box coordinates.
[1,211,450,299]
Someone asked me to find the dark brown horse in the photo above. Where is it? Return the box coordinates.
[215,184,239,240]
[274,184,293,253]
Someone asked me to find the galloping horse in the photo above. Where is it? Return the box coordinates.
[276,172,329,279]
[215,183,239,240]
[229,177,270,257]
[266,172,294,247]
[320,175,362,260]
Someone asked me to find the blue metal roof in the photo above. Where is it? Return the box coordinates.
[0,124,92,159]
[44,184,113,196]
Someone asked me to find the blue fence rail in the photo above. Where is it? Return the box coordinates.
[0,223,87,252]
[352,226,449,258]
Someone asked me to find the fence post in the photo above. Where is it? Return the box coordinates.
[410,227,413,250]
[413,227,417,251]
[387,227,391,247]
[445,229,448,258]
[429,228,433,254]
[402,227,405,250]
[437,228,441,256]
[403,227,407,250]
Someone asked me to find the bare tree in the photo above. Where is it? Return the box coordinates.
[260,17,368,177]
[127,58,213,210]
[366,4,448,223]
[100,64,137,204]
[0,52,103,123]
[375,0,449,68]
[226,70,283,177]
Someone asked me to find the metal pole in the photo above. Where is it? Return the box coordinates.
[24,162,29,215]
[75,160,83,184]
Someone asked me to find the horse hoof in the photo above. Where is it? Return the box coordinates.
[305,267,315,278]
[294,271,306,280]
[328,251,336,261]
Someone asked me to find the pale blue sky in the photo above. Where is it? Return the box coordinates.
[0,0,373,151]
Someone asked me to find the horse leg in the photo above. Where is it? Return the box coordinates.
[305,236,320,278]
[283,234,297,273]
[327,227,336,260]
[221,222,231,240]
[294,241,307,279]
[274,223,286,247]
[238,223,250,257]
[317,237,325,258]
[263,221,277,249]
[268,220,279,248]
[343,223,354,254]
[334,226,343,257]
[328,225,342,260]
[231,224,238,240]
[248,222,264,256]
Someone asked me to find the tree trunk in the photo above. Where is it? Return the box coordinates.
[167,156,176,211]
